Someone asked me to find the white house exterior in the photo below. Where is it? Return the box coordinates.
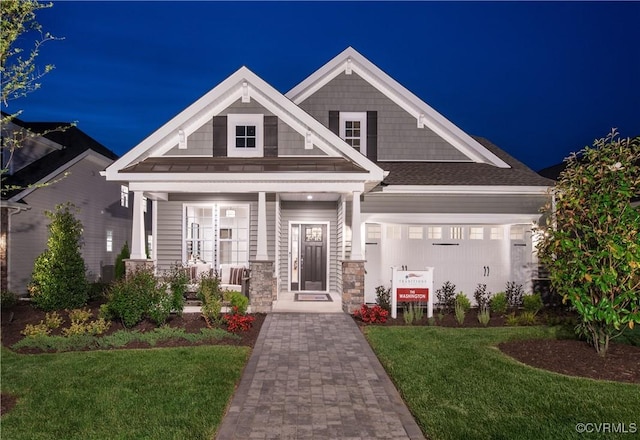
[104,47,553,312]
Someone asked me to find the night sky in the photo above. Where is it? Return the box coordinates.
[7,1,640,171]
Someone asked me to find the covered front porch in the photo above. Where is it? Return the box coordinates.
[125,184,370,314]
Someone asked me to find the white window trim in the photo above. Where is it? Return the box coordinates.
[427,226,442,240]
[470,227,484,240]
[227,114,264,157]
[339,112,366,156]
[106,230,113,252]
[408,226,423,240]
[120,185,129,208]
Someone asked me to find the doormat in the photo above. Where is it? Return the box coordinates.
[294,293,333,302]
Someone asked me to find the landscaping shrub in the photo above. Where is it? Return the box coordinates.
[147,290,174,326]
[490,292,508,315]
[199,272,224,328]
[375,285,391,313]
[454,301,466,325]
[436,281,457,312]
[536,130,640,356]
[518,311,538,326]
[0,290,18,308]
[29,203,88,310]
[114,242,130,280]
[477,304,490,326]
[224,291,249,314]
[455,293,471,312]
[164,263,189,315]
[88,281,110,302]
[105,268,157,328]
[223,306,255,332]
[353,304,389,324]
[505,313,520,327]
[505,281,524,309]
[523,293,543,315]
[473,284,491,308]
[62,307,111,336]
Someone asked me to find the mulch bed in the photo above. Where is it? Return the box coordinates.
[0,301,264,352]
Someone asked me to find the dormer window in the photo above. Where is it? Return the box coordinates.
[235,125,256,148]
[339,112,366,155]
[227,114,263,157]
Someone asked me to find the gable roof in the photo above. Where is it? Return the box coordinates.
[105,66,385,184]
[286,47,511,169]
[2,115,118,201]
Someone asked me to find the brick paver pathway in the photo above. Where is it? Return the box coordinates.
[216,313,425,439]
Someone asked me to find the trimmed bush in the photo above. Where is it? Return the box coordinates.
[29,203,88,310]
[375,285,391,313]
[105,268,157,328]
[523,293,543,315]
[490,292,508,315]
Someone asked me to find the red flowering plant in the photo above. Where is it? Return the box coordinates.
[223,306,255,332]
[353,304,389,324]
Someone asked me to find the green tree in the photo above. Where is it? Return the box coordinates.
[537,130,640,356]
[29,203,88,310]
[1,0,70,195]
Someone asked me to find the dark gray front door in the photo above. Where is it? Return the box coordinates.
[300,224,327,291]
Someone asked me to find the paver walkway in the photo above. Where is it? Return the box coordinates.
[216,313,425,439]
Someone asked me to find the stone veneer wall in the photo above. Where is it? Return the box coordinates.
[124,259,155,277]
[342,260,365,313]
[249,260,276,313]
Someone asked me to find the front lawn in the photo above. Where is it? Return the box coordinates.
[1,345,249,440]
[365,326,640,440]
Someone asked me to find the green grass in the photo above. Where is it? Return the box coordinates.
[1,345,249,439]
[365,326,640,440]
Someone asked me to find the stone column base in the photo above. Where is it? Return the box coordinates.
[124,259,155,278]
[342,260,365,314]
[249,260,275,313]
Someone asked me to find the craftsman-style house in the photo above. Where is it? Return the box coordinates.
[104,47,553,312]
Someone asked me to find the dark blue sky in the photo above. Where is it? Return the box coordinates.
[8,1,640,171]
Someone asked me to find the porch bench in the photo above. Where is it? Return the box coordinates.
[218,264,250,297]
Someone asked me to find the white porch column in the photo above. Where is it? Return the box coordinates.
[256,191,268,260]
[350,190,364,260]
[130,190,147,259]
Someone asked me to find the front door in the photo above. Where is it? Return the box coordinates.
[299,224,327,291]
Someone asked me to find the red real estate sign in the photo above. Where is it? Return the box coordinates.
[396,288,429,302]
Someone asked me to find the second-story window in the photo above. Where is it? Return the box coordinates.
[227,114,263,157]
[339,112,367,155]
[120,185,129,208]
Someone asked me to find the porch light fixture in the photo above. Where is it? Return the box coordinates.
[306,195,313,200]
[226,209,236,217]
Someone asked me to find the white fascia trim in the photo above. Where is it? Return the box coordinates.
[105,66,384,182]
[0,199,31,212]
[381,185,551,195]
[286,47,510,169]
[129,181,366,194]
[361,212,542,225]
[117,172,375,182]
[10,149,115,202]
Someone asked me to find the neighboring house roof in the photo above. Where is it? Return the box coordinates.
[2,114,118,201]
[378,137,553,187]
